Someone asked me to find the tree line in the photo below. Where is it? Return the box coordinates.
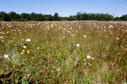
[0,11,127,21]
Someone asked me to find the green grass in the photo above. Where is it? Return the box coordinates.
[0,21,127,84]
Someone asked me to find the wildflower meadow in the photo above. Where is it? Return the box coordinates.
[0,21,127,84]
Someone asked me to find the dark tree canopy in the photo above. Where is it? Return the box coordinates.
[0,11,127,21]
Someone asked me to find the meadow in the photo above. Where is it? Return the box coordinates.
[0,21,127,84]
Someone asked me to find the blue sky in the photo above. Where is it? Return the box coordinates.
[0,0,127,17]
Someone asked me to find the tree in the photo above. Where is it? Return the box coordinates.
[21,13,31,21]
[0,11,11,21]
[53,13,59,21]
[8,11,20,21]
[119,14,127,21]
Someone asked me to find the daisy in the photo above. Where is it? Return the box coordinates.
[23,45,27,49]
[4,54,9,59]
[26,38,31,42]
[87,55,91,59]
[76,44,80,47]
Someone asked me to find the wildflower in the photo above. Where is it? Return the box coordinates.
[84,62,87,65]
[26,50,30,54]
[76,44,80,47]
[20,50,25,55]
[13,64,15,67]
[116,37,119,40]
[87,55,91,59]
[20,52,24,55]
[87,55,94,60]
[37,47,40,50]
[26,38,31,42]
[0,36,3,39]
[4,54,9,59]
[23,45,27,49]
[83,58,86,62]
[91,57,94,60]
[83,35,87,38]
[22,50,25,53]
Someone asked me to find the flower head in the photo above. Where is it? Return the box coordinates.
[76,44,80,47]
[26,38,31,42]
[83,35,87,38]
[26,50,30,54]
[116,37,119,40]
[4,54,9,59]
[37,47,40,50]
[20,52,24,55]
[20,50,25,55]
[23,45,27,49]
[87,55,94,60]
[0,36,3,39]
[83,58,86,62]
[87,55,91,59]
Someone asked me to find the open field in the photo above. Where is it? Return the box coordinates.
[0,21,127,84]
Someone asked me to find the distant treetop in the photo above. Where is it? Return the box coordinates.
[0,11,127,21]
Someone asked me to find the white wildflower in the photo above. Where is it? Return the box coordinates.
[0,36,3,39]
[26,38,31,42]
[4,54,9,59]
[87,55,94,60]
[37,47,40,50]
[116,37,119,40]
[84,62,87,65]
[76,44,80,47]
[87,55,91,59]
[23,45,27,49]
[91,57,95,60]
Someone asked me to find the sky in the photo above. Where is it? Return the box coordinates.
[0,0,127,17]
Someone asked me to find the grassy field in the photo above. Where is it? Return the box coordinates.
[0,21,127,84]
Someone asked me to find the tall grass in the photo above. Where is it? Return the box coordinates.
[0,21,127,84]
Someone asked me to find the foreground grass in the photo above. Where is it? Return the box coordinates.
[0,21,127,84]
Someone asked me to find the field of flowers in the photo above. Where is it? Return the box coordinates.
[0,21,127,84]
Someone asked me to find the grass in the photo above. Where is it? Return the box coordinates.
[0,21,127,84]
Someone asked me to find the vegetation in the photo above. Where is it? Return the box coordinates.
[0,21,127,84]
[0,11,127,21]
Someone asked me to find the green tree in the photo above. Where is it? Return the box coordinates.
[0,11,11,21]
[53,13,59,21]
[21,13,31,21]
[8,11,20,21]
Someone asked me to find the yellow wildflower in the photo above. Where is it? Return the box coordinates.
[13,64,15,67]
[27,50,30,54]
[83,58,86,62]
[83,35,87,38]
[20,51,24,55]
[22,50,25,53]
